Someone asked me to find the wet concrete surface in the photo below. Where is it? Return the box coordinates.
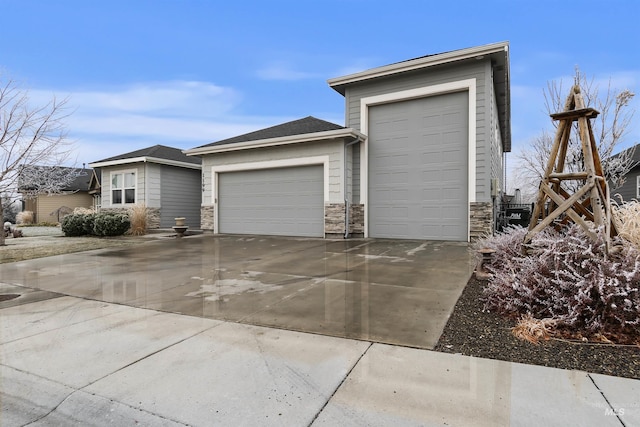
[2,295,637,426]
[0,235,472,349]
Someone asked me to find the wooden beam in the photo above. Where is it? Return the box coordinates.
[550,107,600,121]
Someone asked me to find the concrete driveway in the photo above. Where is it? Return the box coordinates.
[3,235,639,426]
[0,235,472,349]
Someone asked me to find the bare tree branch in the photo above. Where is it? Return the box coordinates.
[0,76,77,245]
[515,70,637,200]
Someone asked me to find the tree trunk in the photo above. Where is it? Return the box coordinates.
[0,204,6,246]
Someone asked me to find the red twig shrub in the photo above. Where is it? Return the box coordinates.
[475,225,640,344]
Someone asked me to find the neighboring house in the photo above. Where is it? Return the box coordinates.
[609,143,640,202]
[89,145,202,228]
[20,167,93,224]
[186,41,511,242]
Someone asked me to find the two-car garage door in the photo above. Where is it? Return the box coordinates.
[218,165,324,237]
[368,91,469,241]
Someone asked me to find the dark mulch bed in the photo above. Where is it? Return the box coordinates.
[434,276,640,380]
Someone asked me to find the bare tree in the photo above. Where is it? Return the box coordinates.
[0,76,78,245]
[515,70,636,200]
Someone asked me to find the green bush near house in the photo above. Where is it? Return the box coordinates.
[61,214,87,236]
[82,213,96,235]
[93,212,130,236]
[61,212,130,237]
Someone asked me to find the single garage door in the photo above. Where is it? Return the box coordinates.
[218,165,324,237]
[368,91,468,241]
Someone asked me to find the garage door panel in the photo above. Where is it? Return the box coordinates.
[369,91,468,241]
[218,166,324,237]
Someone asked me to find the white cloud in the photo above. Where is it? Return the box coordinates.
[26,80,295,164]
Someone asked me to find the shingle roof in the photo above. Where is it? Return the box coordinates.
[195,116,344,149]
[92,144,201,165]
[18,166,93,192]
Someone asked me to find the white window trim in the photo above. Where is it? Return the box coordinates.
[636,175,640,198]
[109,169,137,207]
[210,156,329,234]
[359,78,476,240]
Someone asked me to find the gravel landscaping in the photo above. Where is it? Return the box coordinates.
[435,275,640,380]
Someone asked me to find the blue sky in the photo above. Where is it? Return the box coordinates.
[2,0,639,178]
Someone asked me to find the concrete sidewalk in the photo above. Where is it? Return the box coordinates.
[1,293,638,426]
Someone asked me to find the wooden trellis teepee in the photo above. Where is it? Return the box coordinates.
[524,84,617,251]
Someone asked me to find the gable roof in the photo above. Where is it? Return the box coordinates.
[611,143,640,171]
[194,116,345,149]
[185,116,363,156]
[18,166,92,192]
[327,41,511,152]
[89,144,201,169]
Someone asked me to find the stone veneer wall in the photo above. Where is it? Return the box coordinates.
[349,204,364,237]
[201,205,214,233]
[324,203,365,238]
[469,202,493,241]
[324,203,345,237]
[101,207,161,229]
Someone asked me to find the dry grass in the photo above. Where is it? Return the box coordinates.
[511,314,557,345]
[127,204,158,236]
[73,207,95,215]
[612,197,640,248]
[16,211,34,225]
[0,235,144,264]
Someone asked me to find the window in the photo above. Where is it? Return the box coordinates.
[637,175,640,198]
[111,171,136,205]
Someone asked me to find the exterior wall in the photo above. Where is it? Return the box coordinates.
[470,202,493,241]
[323,203,365,238]
[344,59,502,240]
[145,163,162,208]
[159,165,201,228]
[201,140,345,205]
[201,140,346,235]
[344,59,492,203]
[26,192,93,224]
[100,163,146,207]
[201,205,214,232]
[612,168,640,202]
[489,70,504,234]
[324,203,344,237]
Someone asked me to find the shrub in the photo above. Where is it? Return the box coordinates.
[17,211,34,225]
[93,212,130,236]
[476,224,640,344]
[61,214,88,236]
[127,204,157,236]
[82,213,96,235]
[612,197,640,248]
[73,207,95,215]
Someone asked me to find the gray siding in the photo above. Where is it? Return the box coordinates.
[612,168,640,202]
[146,163,162,208]
[344,59,493,202]
[160,165,202,228]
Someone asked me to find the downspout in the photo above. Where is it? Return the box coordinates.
[344,136,361,239]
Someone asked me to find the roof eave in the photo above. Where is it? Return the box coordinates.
[185,128,366,156]
[328,41,510,95]
[89,157,201,169]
